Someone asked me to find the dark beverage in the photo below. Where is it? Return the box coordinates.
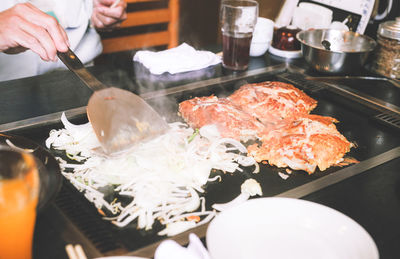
[222,33,253,70]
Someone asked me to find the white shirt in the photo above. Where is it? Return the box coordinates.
[0,0,103,81]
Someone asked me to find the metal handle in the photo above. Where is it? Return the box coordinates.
[57,48,85,71]
[57,48,107,91]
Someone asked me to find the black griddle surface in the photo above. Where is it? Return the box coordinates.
[8,69,400,255]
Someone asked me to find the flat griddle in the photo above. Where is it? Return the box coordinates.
[3,64,400,257]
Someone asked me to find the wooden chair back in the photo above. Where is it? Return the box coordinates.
[100,0,179,54]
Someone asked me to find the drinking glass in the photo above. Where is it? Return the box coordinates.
[0,148,40,259]
[220,0,258,70]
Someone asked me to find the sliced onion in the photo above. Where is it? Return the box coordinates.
[46,117,259,235]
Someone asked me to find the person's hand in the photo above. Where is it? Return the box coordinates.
[91,0,127,31]
[0,3,69,61]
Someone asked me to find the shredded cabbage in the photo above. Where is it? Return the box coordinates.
[46,113,260,236]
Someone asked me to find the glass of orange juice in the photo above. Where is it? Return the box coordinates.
[0,148,40,259]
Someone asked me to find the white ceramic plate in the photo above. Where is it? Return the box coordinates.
[268,45,302,59]
[206,197,379,259]
[95,256,149,259]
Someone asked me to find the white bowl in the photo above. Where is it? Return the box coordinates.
[250,41,271,57]
[206,197,379,259]
[250,17,274,57]
[252,17,274,43]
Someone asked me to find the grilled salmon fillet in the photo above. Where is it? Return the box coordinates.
[178,95,266,141]
[228,81,317,124]
[247,114,354,174]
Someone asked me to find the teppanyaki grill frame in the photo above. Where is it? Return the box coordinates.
[3,64,400,258]
[124,65,400,257]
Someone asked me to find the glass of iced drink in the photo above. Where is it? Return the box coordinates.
[220,0,258,70]
[0,148,40,259]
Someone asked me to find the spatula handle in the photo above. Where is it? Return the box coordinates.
[57,48,107,91]
[57,48,84,70]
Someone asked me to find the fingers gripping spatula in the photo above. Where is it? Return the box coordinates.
[57,49,169,154]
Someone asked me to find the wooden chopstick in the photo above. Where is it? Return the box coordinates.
[65,244,87,259]
[110,0,121,8]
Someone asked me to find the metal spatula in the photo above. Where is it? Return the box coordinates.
[57,48,169,154]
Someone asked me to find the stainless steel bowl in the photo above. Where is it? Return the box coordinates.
[296,29,377,74]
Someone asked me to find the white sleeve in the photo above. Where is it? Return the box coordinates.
[30,0,93,29]
[57,0,93,29]
[0,0,27,12]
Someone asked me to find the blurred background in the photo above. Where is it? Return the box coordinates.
[95,0,399,65]
[179,0,285,48]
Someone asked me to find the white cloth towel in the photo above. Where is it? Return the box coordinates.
[133,43,221,75]
[154,233,211,259]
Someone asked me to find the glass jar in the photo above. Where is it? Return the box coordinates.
[370,17,400,79]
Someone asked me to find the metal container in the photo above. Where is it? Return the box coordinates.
[296,29,376,74]
[370,17,400,79]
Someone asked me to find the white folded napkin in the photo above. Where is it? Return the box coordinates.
[154,233,211,259]
[133,43,221,75]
